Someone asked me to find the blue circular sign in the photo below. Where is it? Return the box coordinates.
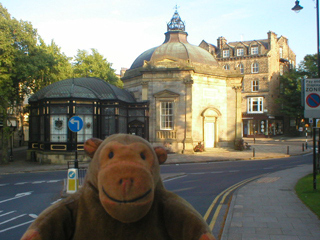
[68,170,76,179]
[68,116,84,132]
[306,93,320,108]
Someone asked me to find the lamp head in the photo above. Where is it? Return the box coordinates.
[292,0,303,13]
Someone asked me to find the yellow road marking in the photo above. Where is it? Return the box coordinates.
[204,175,262,230]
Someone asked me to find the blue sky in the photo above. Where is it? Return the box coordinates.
[1,0,318,73]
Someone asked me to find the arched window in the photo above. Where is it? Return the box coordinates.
[238,63,244,74]
[251,62,259,73]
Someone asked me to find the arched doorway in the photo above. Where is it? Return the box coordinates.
[202,108,221,149]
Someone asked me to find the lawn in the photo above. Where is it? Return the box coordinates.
[295,173,320,218]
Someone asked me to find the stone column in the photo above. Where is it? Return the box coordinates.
[233,86,242,140]
[182,79,194,153]
[141,81,148,101]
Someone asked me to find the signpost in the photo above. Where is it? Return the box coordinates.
[68,116,84,168]
[304,79,320,118]
[304,79,320,190]
[67,116,84,194]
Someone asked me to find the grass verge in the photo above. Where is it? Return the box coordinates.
[295,173,320,218]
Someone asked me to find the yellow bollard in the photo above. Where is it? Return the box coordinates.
[67,168,79,194]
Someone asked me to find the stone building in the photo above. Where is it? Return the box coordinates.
[199,32,296,137]
[122,10,243,153]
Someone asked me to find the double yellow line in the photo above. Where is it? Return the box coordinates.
[203,175,262,230]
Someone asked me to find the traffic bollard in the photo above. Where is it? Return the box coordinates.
[67,168,79,194]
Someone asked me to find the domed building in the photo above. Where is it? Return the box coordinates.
[122,10,243,153]
[28,77,148,163]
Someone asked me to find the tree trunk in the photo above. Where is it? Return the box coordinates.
[1,104,9,164]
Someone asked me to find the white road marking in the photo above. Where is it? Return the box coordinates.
[51,199,62,205]
[47,180,61,183]
[14,182,28,185]
[0,192,33,204]
[32,181,45,184]
[0,211,16,217]
[0,220,34,233]
[211,171,224,174]
[0,184,9,187]
[29,214,37,219]
[0,214,26,225]
[163,175,187,182]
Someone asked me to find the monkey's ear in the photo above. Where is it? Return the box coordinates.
[154,147,167,165]
[84,138,103,158]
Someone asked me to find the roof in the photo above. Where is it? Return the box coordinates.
[128,10,219,70]
[29,77,136,103]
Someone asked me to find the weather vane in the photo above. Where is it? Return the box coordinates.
[167,5,185,32]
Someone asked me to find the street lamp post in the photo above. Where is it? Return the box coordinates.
[292,0,320,77]
[292,0,319,190]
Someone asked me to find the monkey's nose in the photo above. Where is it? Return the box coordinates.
[119,178,134,195]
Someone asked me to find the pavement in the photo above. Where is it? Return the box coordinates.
[0,136,319,239]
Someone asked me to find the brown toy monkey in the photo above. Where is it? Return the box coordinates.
[21,134,216,240]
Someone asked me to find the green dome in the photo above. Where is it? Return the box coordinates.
[29,77,135,103]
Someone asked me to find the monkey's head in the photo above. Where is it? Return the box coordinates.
[84,134,167,223]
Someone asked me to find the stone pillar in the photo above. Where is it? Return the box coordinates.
[182,79,194,153]
[142,81,148,101]
[234,86,242,140]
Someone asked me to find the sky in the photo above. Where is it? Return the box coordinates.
[1,0,319,74]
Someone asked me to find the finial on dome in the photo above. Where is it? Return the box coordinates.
[167,6,185,32]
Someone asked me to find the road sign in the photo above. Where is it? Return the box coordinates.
[306,93,320,108]
[304,79,320,118]
[68,116,83,132]
[68,171,76,179]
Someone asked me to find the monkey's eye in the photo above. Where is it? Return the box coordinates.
[108,151,114,159]
[140,152,146,160]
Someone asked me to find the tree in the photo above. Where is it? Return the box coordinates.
[0,4,40,163]
[276,70,303,118]
[277,54,320,119]
[73,49,123,88]
[276,54,320,135]
[299,53,318,78]
[26,39,73,93]
[0,4,72,163]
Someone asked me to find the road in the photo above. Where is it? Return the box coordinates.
[161,154,312,237]
[0,153,312,240]
[0,171,65,239]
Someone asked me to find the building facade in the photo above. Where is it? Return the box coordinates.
[28,77,148,163]
[199,32,296,137]
[122,10,243,153]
